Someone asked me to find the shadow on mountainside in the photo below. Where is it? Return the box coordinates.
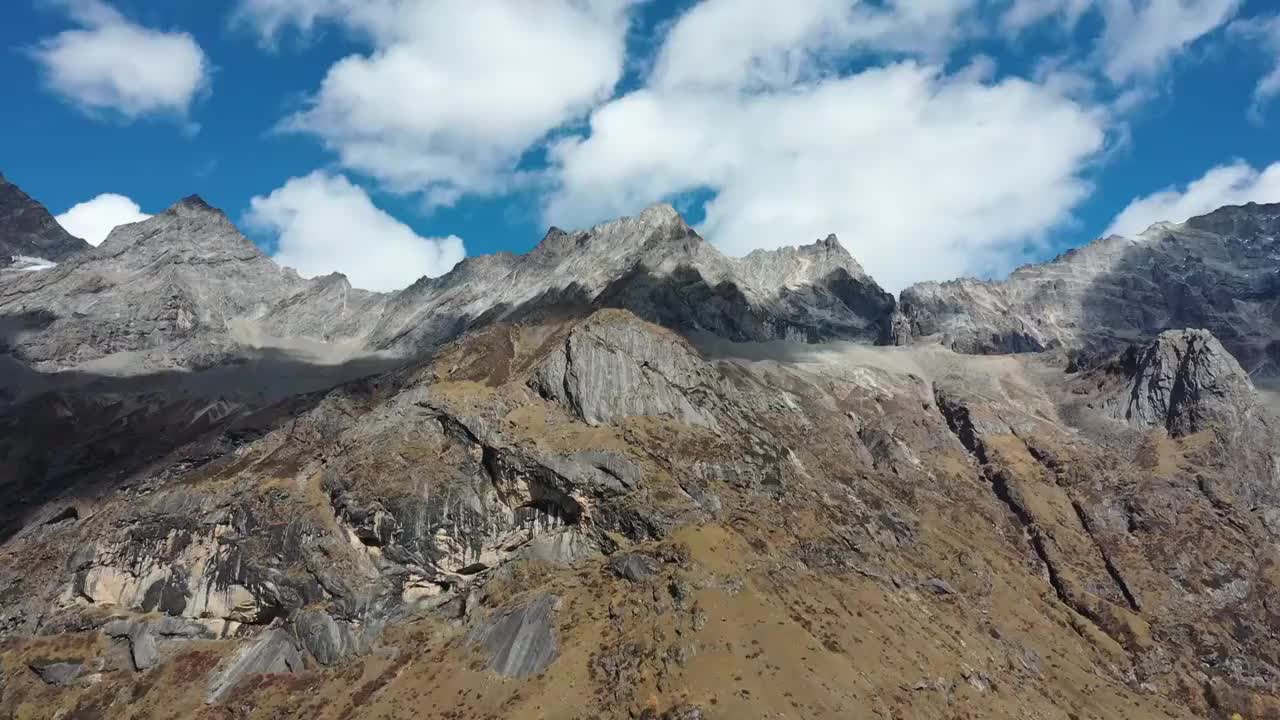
[0,328,411,545]
[1077,221,1280,376]
[0,262,891,545]
[438,264,889,355]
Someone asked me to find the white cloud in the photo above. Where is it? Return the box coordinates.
[1097,0,1240,83]
[1002,0,1094,32]
[1105,160,1280,237]
[56,193,152,246]
[1231,13,1280,122]
[1002,0,1240,84]
[236,0,635,205]
[546,0,1108,292]
[31,0,210,121]
[246,171,465,292]
[650,0,977,93]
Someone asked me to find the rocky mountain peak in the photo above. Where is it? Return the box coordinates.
[819,233,847,253]
[531,203,695,260]
[635,201,683,225]
[736,233,872,294]
[170,194,217,215]
[0,172,90,267]
[98,195,264,264]
[1185,200,1280,239]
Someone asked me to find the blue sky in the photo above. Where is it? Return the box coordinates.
[3,0,1280,292]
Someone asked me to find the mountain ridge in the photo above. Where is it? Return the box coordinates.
[0,185,897,372]
[4,175,1280,718]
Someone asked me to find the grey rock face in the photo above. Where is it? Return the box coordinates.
[467,594,559,678]
[895,203,1280,376]
[205,627,303,704]
[28,660,84,687]
[1107,329,1257,437]
[0,172,90,268]
[129,629,159,671]
[532,310,720,427]
[291,609,362,666]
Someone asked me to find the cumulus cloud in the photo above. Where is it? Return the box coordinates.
[1231,13,1280,122]
[245,171,465,292]
[31,0,210,121]
[236,0,635,206]
[56,193,152,246]
[1105,160,1280,237]
[546,0,1108,292]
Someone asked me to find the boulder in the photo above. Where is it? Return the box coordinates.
[608,553,658,583]
[467,594,559,678]
[29,660,84,687]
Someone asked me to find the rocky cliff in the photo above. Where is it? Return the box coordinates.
[0,172,90,268]
[3,178,1280,720]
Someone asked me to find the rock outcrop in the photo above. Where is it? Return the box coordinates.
[1107,329,1257,437]
[204,628,304,704]
[0,172,90,268]
[531,310,720,428]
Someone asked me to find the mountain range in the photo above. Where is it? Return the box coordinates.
[2,171,1279,719]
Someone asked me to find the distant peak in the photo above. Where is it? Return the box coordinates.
[637,203,682,224]
[163,194,222,217]
[812,233,851,256]
[316,271,351,286]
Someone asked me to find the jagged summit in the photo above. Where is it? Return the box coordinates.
[374,202,893,353]
[0,172,90,267]
[159,194,225,221]
[0,188,895,370]
[96,194,263,264]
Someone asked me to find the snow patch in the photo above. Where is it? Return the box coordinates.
[9,255,57,272]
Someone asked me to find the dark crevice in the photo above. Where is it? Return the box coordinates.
[1071,500,1141,612]
[934,389,1124,644]
[988,468,1076,611]
[933,388,988,464]
[43,506,79,525]
[1165,339,1197,435]
[1018,433,1142,615]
